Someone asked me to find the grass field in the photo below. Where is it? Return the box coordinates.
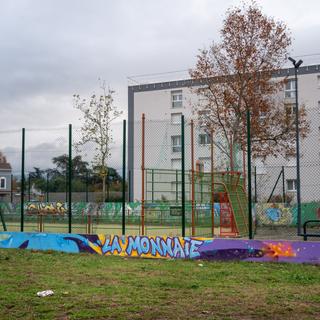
[1,249,320,319]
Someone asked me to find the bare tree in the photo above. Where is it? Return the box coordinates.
[190,1,309,168]
[73,81,123,201]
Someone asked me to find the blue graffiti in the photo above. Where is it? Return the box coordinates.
[265,208,281,222]
[125,236,203,258]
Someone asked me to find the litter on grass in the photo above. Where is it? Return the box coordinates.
[37,290,54,297]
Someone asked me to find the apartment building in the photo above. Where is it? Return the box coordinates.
[128,65,320,202]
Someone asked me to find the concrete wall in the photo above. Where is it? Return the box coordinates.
[1,232,320,264]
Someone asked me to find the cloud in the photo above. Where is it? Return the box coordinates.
[0,0,319,172]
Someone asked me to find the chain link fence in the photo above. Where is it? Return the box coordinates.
[1,110,320,240]
[253,106,320,240]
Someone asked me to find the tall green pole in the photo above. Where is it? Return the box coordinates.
[122,120,126,235]
[246,110,253,239]
[68,124,72,233]
[20,128,25,232]
[181,115,186,237]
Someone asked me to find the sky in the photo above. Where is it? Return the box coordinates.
[1,0,320,173]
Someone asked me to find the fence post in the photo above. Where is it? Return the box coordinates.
[190,120,195,236]
[68,124,72,233]
[210,130,215,237]
[246,110,253,239]
[122,119,126,236]
[141,114,145,235]
[20,128,25,232]
[282,166,286,203]
[181,115,186,237]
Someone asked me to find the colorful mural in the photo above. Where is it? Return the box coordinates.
[1,201,319,228]
[255,204,296,226]
[1,232,320,264]
[26,202,67,215]
[255,202,320,226]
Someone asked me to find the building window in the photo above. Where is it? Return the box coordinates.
[284,79,296,98]
[198,133,211,145]
[171,90,183,109]
[171,113,182,124]
[0,177,6,189]
[287,179,297,192]
[171,135,181,153]
[171,158,181,169]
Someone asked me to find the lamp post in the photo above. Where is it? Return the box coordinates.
[288,57,303,235]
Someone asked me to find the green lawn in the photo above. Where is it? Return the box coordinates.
[0,249,320,319]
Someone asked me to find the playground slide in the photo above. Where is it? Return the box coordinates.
[226,185,248,236]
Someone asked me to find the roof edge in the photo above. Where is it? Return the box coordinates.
[128,64,320,93]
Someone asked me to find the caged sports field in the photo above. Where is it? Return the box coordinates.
[1,116,320,319]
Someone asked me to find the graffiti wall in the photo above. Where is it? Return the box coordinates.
[26,202,67,215]
[255,204,296,226]
[1,201,320,228]
[1,201,222,224]
[255,202,320,226]
[1,232,319,264]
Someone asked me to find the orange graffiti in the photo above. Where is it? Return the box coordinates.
[263,242,296,259]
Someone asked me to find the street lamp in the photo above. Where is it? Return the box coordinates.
[288,56,303,235]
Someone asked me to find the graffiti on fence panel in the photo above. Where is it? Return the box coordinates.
[26,202,67,215]
[255,204,295,226]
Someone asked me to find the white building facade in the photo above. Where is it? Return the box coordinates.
[128,65,320,203]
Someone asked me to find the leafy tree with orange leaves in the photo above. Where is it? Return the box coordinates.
[190,1,309,167]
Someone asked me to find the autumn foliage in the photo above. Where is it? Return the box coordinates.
[190,2,309,162]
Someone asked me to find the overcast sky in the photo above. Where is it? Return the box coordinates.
[1,0,320,173]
